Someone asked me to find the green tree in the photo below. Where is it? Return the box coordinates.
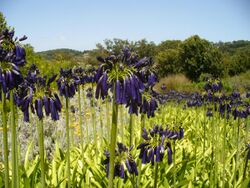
[0,12,7,33]
[227,49,250,76]
[101,38,156,57]
[157,40,182,52]
[134,39,156,57]
[156,49,181,77]
[179,35,224,81]
[104,38,134,54]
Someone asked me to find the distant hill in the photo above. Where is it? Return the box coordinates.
[37,48,85,62]
[216,40,250,53]
[36,48,100,67]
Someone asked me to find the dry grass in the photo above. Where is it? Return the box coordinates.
[154,74,196,93]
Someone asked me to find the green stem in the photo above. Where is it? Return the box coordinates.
[194,108,198,184]
[10,90,17,188]
[91,84,97,148]
[214,117,218,187]
[120,106,124,143]
[106,98,110,139]
[2,91,9,188]
[161,106,164,125]
[82,86,88,143]
[65,97,71,187]
[234,118,240,187]
[153,163,158,188]
[129,114,134,147]
[37,118,45,187]
[99,99,104,146]
[243,148,249,179]
[78,89,84,156]
[137,113,146,188]
[108,93,119,188]
[203,105,206,156]
[15,106,19,188]
[173,141,176,188]
[222,106,227,188]
[210,99,215,187]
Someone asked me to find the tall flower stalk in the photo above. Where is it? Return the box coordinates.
[119,105,124,142]
[153,163,159,188]
[91,84,98,153]
[204,79,223,187]
[1,91,9,188]
[108,87,119,188]
[136,113,146,187]
[98,98,104,146]
[222,103,228,188]
[173,140,176,188]
[137,125,184,187]
[17,64,62,188]
[234,117,240,187]
[0,29,27,188]
[82,86,88,142]
[73,68,88,160]
[65,97,71,187]
[57,68,79,187]
[106,97,110,139]
[37,118,45,187]
[95,48,158,187]
[243,144,250,179]
[10,90,17,188]
[78,87,84,159]
[129,114,134,147]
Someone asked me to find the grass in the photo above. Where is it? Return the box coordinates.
[154,74,198,93]
[155,71,250,94]
[222,70,250,92]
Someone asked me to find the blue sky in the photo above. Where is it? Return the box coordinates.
[1,0,249,52]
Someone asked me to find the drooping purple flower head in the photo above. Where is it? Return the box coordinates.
[137,125,184,165]
[102,142,138,179]
[56,68,80,98]
[95,47,158,116]
[204,79,223,94]
[0,29,27,93]
[17,65,62,122]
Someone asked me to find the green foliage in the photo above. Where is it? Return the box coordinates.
[17,35,250,84]
[37,48,83,61]
[102,38,133,55]
[227,49,250,76]
[179,35,224,81]
[21,46,85,78]
[1,88,250,187]
[156,49,181,77]
[134,39,157,58]
[222,70,250,92]
[156,40,181,52]
[99,38,157,58]
[0,12,7,33]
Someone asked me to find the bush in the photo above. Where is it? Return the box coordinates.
[222,70,250,92]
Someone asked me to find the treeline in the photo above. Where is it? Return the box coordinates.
[36,37,250,82]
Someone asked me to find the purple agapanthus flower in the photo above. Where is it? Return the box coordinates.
[17,65,62,122]
[102,142,138,179]
[137,125,184,165]
[95,47,159,116]
[0,29,27,93]
[56,68,80,98]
